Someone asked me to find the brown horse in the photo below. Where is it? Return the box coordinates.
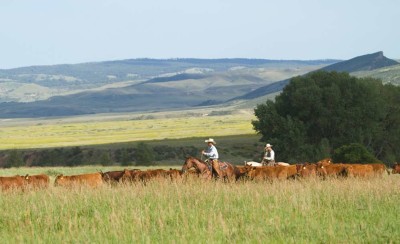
[181,156,212,180]
[209,159,238,182]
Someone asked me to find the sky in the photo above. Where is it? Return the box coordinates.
[0,0,399,69]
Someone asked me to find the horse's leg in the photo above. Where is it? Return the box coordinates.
[227,166,237,182]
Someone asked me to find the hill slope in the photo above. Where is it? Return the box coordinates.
[233,51,399,101]
[322,51,398,72]
[0,58,336,103]
[352,63,400,85]
[0,59,335,118]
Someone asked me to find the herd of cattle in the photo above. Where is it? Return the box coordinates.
[241,159,399,181]
[0,159,400,191]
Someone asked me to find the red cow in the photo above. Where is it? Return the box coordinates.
[0,175,26,190]
[54,173,103,187]
[316,163,349,178]
[297,163,317,178]
[246,165,298,181]
[392,163,400,174]
[24,174,50,188]
[344,164,374,178]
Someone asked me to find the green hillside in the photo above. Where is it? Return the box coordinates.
[0,59,333,118]
[0,58,336,103]
[233,51,399,101]
[352,64,400,85]
[3,53,398,119]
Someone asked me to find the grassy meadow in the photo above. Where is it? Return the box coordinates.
[0,166,399,243]
[0,112,255,150]
[1,111,399,243]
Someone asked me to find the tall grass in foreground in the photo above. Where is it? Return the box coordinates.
[1,174,399,243]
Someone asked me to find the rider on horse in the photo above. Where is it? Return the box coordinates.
[262,143,275,166]
[202,138,219,171]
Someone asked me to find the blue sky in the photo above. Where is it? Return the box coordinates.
[0,0,398,68]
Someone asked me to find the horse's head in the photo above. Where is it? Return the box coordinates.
[182,157,195,173]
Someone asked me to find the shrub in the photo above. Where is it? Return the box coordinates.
[332,143,380,164]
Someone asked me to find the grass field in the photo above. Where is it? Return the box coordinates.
[1,166,399,243]
[0,112,255,150]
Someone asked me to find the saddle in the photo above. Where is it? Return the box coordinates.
[206,159,228,170]
[218,161,228,170]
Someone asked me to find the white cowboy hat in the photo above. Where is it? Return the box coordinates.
[205,138,216,144]
[265,143,273,148]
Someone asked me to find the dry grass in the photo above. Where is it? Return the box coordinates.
[0,166,399,243]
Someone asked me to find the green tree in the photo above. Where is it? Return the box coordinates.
[332,143,380,164]
[117,148,132,166]
[98,151,112,166]
[5,150,24,168]
[135,142,155,166]
[252,71,399,163]
[65,147,84,166]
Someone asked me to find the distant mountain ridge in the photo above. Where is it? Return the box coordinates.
[0,58,337,103]
[233,51,399,100]
[322,51,398,72]
[0,52,398,118]
[0,58,335,117]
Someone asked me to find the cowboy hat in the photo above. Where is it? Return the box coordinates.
[205,138,216,144]
[265,143,273,148]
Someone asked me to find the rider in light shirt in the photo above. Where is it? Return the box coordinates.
[262,143,275,166]
[202,138,219,163]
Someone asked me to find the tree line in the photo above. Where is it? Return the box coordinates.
[0,143,199,168]
[252,71,400,164]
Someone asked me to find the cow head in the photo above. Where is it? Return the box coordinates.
[54,174,64,186]
[315,164,327,177]
[298,163,317,177]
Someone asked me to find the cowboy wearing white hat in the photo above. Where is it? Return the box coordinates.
[202,138,219,165]
[262,143,275,166]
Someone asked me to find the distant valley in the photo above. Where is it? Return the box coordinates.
[0,52,398,118]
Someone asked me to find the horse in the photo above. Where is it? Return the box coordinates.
[181,156,212,180]
[245,161,290,167]
[244,161,263,167]
[209,158,238,182]
[276,162,290,166]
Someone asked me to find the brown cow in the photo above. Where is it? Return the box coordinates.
[297,163,317,178]
[316,158,332,167]
[344,164,374,178]
[139,169,168,182]
[0,175,26,190]
[54,173,103,187]
[100,169,140,183]
[316,163,349,178]
[392,163,400,174]
[366,163,387,176]
[120,169,142,183]
[24,174,50,188]
[100,170,125,183]
[235,166,251,181]
[121,169,169,183]
[180,169,200,181]
[165,168,182,180]
[246,165,298,181]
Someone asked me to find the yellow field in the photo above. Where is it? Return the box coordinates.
[0,113,255,150]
